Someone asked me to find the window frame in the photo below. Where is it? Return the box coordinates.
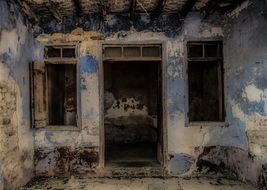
[186,41,226,127]
[41,44,81,131]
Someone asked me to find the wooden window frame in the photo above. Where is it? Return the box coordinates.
[102,44,162,61]
[186,41,225,126]
[32,44,81,131]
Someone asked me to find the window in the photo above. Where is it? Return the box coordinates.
[47,64,77,125]
[31,45,79,128]
[187,42,224,122]
[103,45,161,61]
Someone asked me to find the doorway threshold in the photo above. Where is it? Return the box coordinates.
[99,165,167,178]
[105,160,160,168]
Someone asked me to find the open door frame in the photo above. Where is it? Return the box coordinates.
[99,41,168,168]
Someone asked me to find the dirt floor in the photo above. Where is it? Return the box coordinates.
[22,177,257,190]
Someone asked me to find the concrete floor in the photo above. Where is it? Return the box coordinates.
[22,177,257,190]
[105,143,159,167]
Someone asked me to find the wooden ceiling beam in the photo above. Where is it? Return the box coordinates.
[130,0,137,21]
[220,0,247,13]
[47,0,62,21]
[15,0,38,23]
[72,0,82,16]
[99,0,107,21]
[201,0,222,19]
[151,0,167,21]
[179,0,198,19]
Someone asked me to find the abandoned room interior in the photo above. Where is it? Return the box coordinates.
[0,0,267,189]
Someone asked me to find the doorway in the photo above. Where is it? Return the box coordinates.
[102,44,164,167]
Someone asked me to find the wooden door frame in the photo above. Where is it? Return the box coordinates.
[98,40,168,168]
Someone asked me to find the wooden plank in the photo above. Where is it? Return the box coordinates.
[15,0,38,23]
[99,0,107,21]
[180,0,198,19]
[150,0,167,21]
[201,0,222,19]
[220,0,247,13]
[72,0,82,16]
[47,0,62,21]
[130,0,137,21]
[217,60,224,121]
[33,62,47,128]
[103,57,162,62]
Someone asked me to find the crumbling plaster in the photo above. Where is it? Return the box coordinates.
[220,0,267,188]
[1,0,267,189]
[33,10,247,177]
[0,1,42,189]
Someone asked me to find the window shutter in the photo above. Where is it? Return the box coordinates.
[32,61,47,128]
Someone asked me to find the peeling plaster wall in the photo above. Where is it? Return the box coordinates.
[32,1,267,184]
[34,39,101,176]
[1,0,266,188]
[0,1,42,189]
[222,0,267,188]
[33,11,249,177]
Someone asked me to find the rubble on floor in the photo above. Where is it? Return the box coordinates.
[22,177,256,190]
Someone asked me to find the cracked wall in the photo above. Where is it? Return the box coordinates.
[0,1,42,189]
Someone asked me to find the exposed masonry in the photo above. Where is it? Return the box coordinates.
[1,0,267,189]
[0,1,42,188]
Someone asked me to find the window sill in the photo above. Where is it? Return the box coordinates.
[35,125,81,131]
[189,122,227,128]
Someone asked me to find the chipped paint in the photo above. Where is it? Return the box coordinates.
[0,1,42,189]
[1,0,267,189]
[243,85,264,103]
[105,98,148,118]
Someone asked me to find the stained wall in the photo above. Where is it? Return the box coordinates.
[34,10,239,177]
[0,0,42,189]
[1,0,266,189]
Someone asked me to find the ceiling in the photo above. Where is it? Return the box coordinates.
[15,0,245,24]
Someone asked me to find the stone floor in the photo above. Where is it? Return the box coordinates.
[22,177,257,190]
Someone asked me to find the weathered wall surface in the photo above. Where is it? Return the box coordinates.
[0,0,266,188]
[0,1,42,189]
[222,0,267,188]
[34,34,101,176]
[188,1,267,189]
[32,1,267,188]
[33,11,245,177]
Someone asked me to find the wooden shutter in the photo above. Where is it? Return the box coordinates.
[32,61,47,128]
